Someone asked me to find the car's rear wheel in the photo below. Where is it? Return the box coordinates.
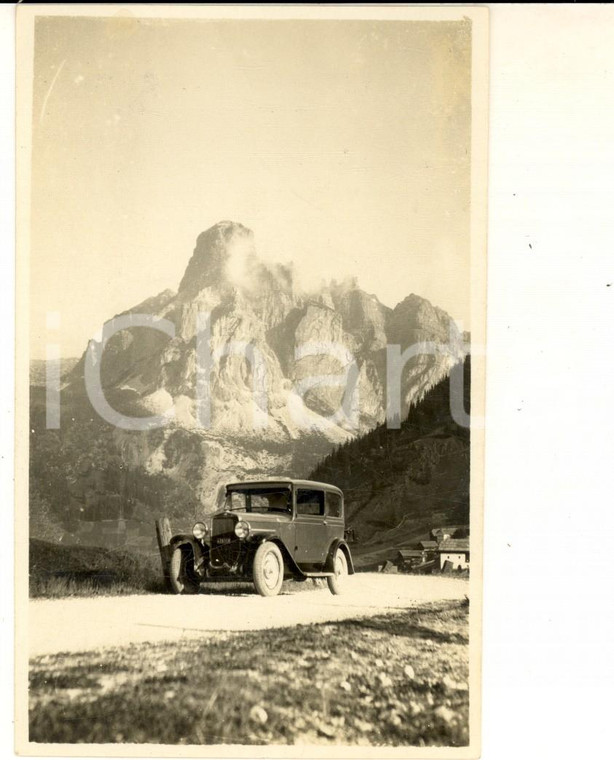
[327,548,348,595]
[252,542,284,597]
[169,545,200,595]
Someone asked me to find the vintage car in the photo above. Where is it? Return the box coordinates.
[166,478,354,597]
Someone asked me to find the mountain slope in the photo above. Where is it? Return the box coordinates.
[30,357,79,387]
[309,358,471,567]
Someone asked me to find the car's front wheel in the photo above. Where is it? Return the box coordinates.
[168,545,200,595]
[327,547,348,595]
[252,542,284,597]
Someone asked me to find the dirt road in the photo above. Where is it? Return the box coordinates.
[29,574,467,657]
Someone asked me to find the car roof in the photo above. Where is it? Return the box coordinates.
[225,478,343,495]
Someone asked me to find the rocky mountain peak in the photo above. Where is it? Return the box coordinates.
[387,293,453,345]
[178,221,255,298]
[62,221,468,512]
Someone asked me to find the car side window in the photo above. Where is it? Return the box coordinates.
[326,492,343,518]
[296,489,324,516]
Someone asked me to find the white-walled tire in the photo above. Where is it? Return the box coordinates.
[327,548,348,595]
[252,542,284,597]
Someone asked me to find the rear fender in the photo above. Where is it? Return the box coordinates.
[325,539,355,574]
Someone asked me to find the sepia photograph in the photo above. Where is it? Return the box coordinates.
[15,4,488,756]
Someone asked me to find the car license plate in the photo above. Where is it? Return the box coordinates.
[217,537,232,544]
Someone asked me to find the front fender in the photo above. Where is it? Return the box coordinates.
[325,539,355,574]
[170,534,208,577]
[248,535,304,578]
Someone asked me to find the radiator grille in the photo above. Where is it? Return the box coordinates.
[211,514,241,567]
[212,515,236,538]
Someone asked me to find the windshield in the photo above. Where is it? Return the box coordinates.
[225,487,292,514]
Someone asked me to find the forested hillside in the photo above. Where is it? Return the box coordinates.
[310,359,470,566]
[29,386,202,545]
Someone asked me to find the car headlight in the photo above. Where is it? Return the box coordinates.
[192,522,208,540]
[234,520,250,539]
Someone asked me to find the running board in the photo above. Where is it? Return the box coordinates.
[302,572,334,577]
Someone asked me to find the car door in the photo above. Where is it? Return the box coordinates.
[293,488,329,567]
[325,490,345,548]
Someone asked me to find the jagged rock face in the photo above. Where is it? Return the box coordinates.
[68,221,467,511]
[387,293,453,346]
[332,285,390,354]
[178,221,255,297]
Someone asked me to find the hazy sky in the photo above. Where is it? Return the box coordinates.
[30,15,472,359]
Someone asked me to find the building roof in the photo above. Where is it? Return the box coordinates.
[397,549,426,559]
[419,540,438,549]
[438,538,470,552]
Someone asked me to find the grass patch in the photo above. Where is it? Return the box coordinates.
[29,539,166,598]
[29,600,469,747]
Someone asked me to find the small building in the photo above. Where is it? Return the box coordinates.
[437,538,470,571]
[393,549,435,574]
[395,548,427,572]
[432,526,459,542]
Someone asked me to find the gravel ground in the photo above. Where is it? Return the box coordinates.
[29,598,470,746]
[29,574,467,656]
